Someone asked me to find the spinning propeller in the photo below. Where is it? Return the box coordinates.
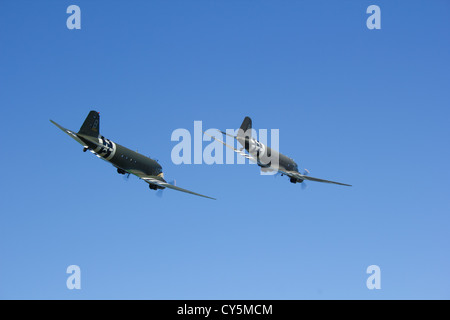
[156,179,176,198]
[301,169,309,189]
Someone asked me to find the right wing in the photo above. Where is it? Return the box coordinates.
[279,169,352,187]
[139,175,216,200]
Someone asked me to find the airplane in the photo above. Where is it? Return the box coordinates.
[50,111,215,200]
[204,116,351,188]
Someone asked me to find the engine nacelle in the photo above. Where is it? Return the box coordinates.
[149,184,165,190]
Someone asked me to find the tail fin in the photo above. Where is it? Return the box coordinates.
[78,111,100,138]
[238,116,252,138]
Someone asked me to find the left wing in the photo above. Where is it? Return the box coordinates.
[50,120,88,147]
[139,175,216,200]
[203,131,257,163]
[280,169,352,187]
[50,120,109,161]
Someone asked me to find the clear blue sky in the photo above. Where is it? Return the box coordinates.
[1,0,449,299]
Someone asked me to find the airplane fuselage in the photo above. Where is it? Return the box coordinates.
[78,134,164,180]
[237,136,300,181]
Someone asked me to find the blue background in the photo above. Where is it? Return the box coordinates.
[1,0,449,299]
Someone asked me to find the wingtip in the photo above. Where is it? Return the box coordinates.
[201,193,217,200]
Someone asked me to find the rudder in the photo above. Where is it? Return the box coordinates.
[78,110,100,138]
[237,116,252,140]
[240,116,252,133]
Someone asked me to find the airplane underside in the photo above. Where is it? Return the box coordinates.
[115,167,164,190]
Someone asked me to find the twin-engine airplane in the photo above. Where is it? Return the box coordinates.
[50,111,215,200]
[205,117,351,188]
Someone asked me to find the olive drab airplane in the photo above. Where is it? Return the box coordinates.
[205,117,351,188]
[50,111,215,200]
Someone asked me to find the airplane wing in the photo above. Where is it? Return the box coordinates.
[280,169,352,187]
[218,130,239,140]
[50,120,109,160]
[139,175,216,200]
[50,120,88,147]
[203,131,257,163]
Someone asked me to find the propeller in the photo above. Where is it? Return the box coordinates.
[156,179,176,198]
[301,169,309,189]
[274,171,282,178]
